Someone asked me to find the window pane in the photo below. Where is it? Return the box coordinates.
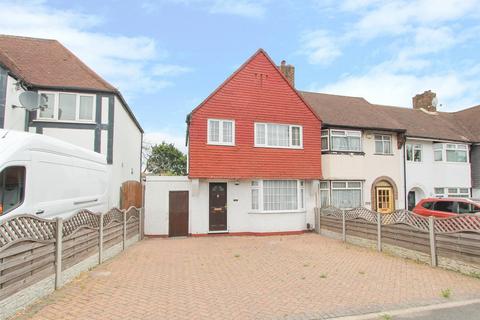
[332,189,361,209]
[406,145,413,161]
[414,149,422,162]
[291,126,301,146]
[209,120,220,142]
[331,136,348,150]
[278,125,289,147]
[457,151,467,162]
[251,189,259,210]
[79,96,94,120]
[321,136,329,150]
[0,166,26,215]
[459,188,469,194]
[348,182,361,188]
[434,188,444,195]
[434,150,443,161]
[255,124,265,145]
[319,181,329,189]
[349,137,361,151]
[222,121,233,143]
[58,93,76,120]
[267,124,278,146]
[332,182,346,188]
[320,190,329,207]
[263,180,298,211]
[39,93,55,119]
[375,141,383,153]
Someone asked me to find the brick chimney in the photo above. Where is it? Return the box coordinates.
[278,60,295,87]
[412,90,437,112]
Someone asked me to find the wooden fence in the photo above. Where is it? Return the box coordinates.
[0,207,143,319]
[315,207,480,275]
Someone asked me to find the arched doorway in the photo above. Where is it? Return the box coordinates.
[371,177,398,214]
[408,187,426,211]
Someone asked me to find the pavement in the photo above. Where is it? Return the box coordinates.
[10,234,480,320]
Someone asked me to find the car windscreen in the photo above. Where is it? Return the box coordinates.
[0,166,26,215]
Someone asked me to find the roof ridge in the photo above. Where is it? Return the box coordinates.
[299,90,366,100]
[0,34,57,42]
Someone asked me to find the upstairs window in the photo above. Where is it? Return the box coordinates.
[330,130,361,152]
[321,130,329,151]
[207,119,235,146]
[255,123,302,149]
[433,143,468,163]
[37,92,96,122]
[374,135,392,154]
[406,144,422,162]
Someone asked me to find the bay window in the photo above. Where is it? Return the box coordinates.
[319,181,330,207]
[207,119,235,145]
[434,187,470,198]
[37,91,96,122]
[255,123,303,148]
[251,180,305,212]
[331,181,362,209]
[330,130,361,152]
[406,144,422,162]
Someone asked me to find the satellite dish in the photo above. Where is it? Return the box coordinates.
[19,91,40,111]
[19,91,47,111]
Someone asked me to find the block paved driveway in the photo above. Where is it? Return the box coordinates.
[12,234,480,320]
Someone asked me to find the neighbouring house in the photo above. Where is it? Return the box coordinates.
[184,49,322,235]
[300,92,406,213]
[0,35,143,208]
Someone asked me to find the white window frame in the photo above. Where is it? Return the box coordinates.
[330,180,363,209]
[434,187,470,198]
[36,91,96,123]
[250,180,305,213]
[207,119,235,146]
[254,122,303,149]
[433,143,468,163]
[406,143,422,162]
[319,181,330,208]
[374,134,392,155]
[329,129,362,152]
[321,129,329,151]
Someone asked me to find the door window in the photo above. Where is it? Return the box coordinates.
[0,166,26,215]
[376,187,393,214]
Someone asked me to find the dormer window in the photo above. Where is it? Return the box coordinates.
[207,119,235,146]
[37,91,96,122]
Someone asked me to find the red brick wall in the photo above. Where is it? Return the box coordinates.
[188,50,322,179]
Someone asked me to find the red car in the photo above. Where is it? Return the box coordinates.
[413,198,480,218]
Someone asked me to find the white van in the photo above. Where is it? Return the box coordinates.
[0,129,109,220]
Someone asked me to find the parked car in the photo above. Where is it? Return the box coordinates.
[413,197,480,218]
[0,130,109,220]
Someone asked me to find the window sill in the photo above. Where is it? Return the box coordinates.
[33,119,96,124]
[248,210,306,214]
[322,151,364,155]
[254,145,303,150]
[374,153,395,156]
[207,142,236,147]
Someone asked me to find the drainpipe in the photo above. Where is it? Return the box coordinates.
[403,140,407,209]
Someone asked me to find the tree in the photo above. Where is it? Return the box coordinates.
[145,142,187,176]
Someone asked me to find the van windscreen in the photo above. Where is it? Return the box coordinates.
[0,166,26,215]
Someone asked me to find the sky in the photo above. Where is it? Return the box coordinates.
[2,0,480,152]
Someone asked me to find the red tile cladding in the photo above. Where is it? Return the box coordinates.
[188,49,322,180]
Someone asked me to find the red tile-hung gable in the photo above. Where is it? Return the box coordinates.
[188,49,322,180]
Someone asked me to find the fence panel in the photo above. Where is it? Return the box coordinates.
[0,206,143,320]
[316,206,480,274]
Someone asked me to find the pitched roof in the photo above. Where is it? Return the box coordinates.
[0,34,115,92]
[0,35,143,132]
[300,90,480,143]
